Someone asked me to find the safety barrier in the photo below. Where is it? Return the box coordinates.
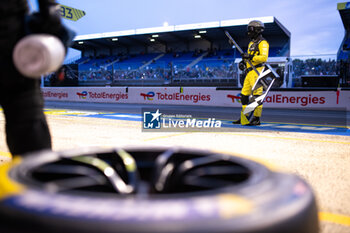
[42,87,350,110]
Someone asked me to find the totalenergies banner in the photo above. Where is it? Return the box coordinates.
[42,87,129,103]
[135,87,216,105]
[225,90,349,109]
[42,87,350,110]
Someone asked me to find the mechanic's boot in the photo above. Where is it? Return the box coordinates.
[233,118,241,124]
[247,116,260,126]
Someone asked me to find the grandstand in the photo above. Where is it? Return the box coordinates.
[337,2,350,86]
[47,16,293,87]
[337,2,350,61]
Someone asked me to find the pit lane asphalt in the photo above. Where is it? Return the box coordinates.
[1,101,349,233]
[44,101,349,127]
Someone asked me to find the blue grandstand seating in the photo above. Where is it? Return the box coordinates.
[145,53,174,69]
[74,46,288,83]
[79,56,117,71]
[113,53,159,70]
[73,57,90,64]
[77,46,283,72]
[196,49,236,68]
[157,52,201,69]
[343,37,350,50]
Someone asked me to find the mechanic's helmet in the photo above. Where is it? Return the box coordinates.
[247,20,265,40]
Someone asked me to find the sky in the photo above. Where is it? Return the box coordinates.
[29,0,347,60]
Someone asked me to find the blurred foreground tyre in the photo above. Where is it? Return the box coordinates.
[0,147,319,233]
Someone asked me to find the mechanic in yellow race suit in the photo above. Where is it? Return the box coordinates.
[234,20,269,126]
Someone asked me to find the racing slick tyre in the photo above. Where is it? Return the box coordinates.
[0,147,319,233]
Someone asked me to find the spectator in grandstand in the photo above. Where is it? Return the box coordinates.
[339,59,350,86]
[0,0,73,155]
[293,58,337,78]
[233,20,269,126]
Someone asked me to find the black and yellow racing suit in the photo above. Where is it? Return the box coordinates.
[0,0,52,155]
[241,37,269,117]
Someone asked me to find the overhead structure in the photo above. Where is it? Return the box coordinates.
[71,16,291,58]
[337,2,350,61]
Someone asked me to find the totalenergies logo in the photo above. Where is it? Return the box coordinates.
[227,94,241,103]
[140,91,155,100]
[77,91,88,99]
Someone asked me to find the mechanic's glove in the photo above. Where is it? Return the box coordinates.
[238,60,246,71]
[26,3,76,52]
[242,53,254,61]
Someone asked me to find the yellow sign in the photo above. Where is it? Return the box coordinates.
[337,2,350,10]
[59,4,86,21]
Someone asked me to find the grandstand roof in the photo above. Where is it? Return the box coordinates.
[338,2,350,31]
[71,16,290,54]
